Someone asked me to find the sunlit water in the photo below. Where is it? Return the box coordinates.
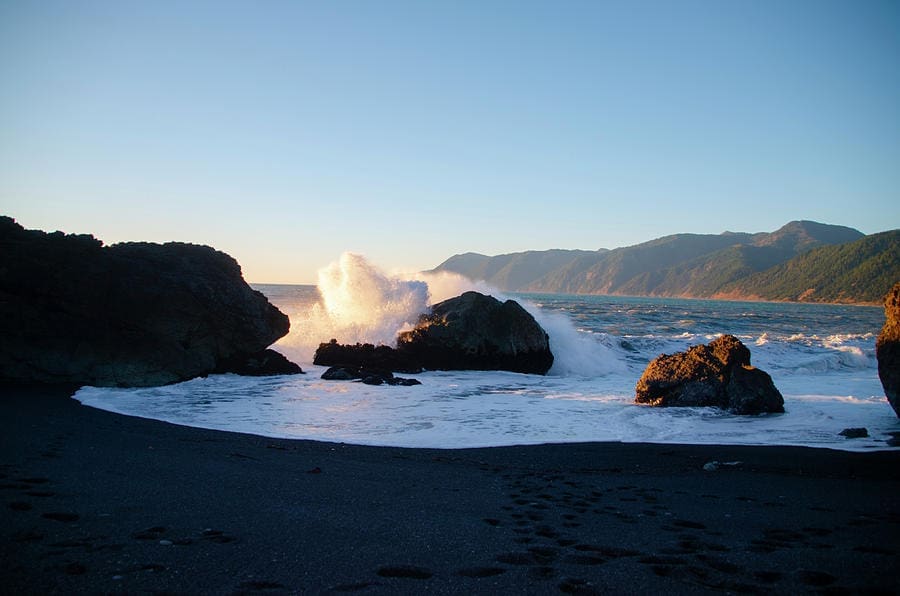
[75,256,898,451]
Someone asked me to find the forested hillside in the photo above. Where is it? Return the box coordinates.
[432,221,897,304]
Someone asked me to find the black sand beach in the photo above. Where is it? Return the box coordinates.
[2,385,899,595]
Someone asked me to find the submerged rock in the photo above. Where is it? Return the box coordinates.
[320,366,421,386]
[838,427,869,439]
[634,335,784,415]
[0,217,301,387]
[314,291,553,375]
[876,282,900,417]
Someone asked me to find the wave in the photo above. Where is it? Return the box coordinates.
[273,253,630,376]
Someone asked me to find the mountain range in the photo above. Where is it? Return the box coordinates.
[431,221,900,305]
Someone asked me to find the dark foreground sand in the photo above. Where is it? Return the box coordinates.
[2,385,899,595]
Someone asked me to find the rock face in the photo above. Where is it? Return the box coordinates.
[314,291,554,375]
[876,282,900,416]
[0,217,300,387]
[634,335,784,415]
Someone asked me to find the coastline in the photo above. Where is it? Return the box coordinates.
[2,385,899,594]
[251,283,886,308]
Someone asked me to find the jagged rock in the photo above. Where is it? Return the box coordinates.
[0,217,301,387]
[634,335,784,415]
[876,282,900,416]
[313,292,554,375]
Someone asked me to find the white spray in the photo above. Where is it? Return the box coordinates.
[275,253,627,377]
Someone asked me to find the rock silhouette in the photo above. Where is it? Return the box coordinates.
[0,217,300,387]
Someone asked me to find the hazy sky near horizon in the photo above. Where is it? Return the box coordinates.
[2,1,899,283]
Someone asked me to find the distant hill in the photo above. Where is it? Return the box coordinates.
[436,249,602,292]
[431,221,899,304]
[715,230,900,304]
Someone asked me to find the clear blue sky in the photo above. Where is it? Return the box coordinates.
[2,0,898,283]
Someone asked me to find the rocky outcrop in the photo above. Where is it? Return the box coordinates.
[397,292,553,374]
[0,217,301,387]
[876,282,900,416]
[314,291,554,375]
[634,335,784,415]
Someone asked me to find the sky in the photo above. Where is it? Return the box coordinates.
[1,1,899,283]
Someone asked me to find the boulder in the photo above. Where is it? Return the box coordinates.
[396,291,554,374]
[0,217,301,387]
[876,282,900,416]
[634,335,784,414]
[313,291,554,375]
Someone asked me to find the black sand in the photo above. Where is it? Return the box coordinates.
[2,385,899,594]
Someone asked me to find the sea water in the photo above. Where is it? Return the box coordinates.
[74,254,899,451]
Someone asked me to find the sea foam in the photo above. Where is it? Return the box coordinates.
[72,255,898,452]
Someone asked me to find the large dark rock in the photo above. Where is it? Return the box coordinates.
[314,291,554,375]
[876,282,900,416]
[634,335,784,415]
[0,217,301,387]
[397,292,553,374]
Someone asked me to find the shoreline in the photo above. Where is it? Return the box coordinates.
[252,282,886,308]
[3,384,899,594]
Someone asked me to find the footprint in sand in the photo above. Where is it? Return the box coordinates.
[456,566,506,578]
[42,511,79,522]
[376,565,433,579]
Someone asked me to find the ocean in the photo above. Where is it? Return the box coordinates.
[74,255,898,452]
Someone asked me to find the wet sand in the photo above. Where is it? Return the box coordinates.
[2,384,899,594]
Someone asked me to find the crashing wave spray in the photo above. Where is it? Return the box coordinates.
[276,252,627,376]
[516,303,629,377]
[275,253,429,362]
[317,253,430,343]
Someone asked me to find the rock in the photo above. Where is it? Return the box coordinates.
[702,461,742,471]
[876,282,900,417]
[634,335,784,414]
[396,291,553,374]
[839,427,869,439]
[314,340,422,374]
[321,366,360,381]
[314,292,554,375]
[0,217,301,387]
[320,365,420,386]
[214,349,303,376]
